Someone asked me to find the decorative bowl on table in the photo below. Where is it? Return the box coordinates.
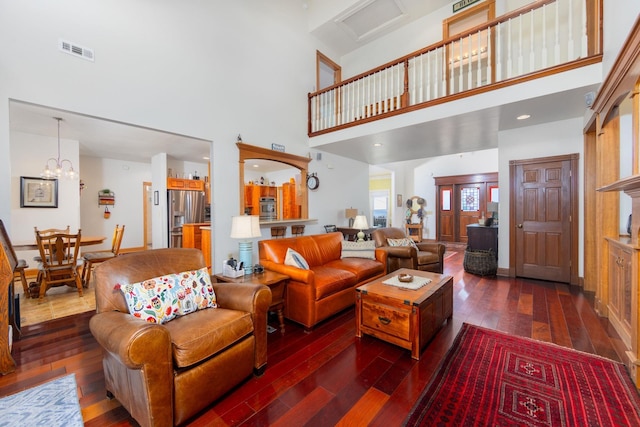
[398,273,413,283]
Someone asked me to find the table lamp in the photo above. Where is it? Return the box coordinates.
[345,208,358,228]
[352,215,369,242]
[230,215,261,274]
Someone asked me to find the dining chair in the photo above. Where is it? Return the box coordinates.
[35,228,83,301]
[81,224,125,287]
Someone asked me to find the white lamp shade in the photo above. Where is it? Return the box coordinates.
[352,215,369,230]
[230,215,262,239]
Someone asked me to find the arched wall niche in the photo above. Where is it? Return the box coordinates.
[237,142,311,221]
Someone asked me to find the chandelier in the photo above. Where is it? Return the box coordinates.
[41,117,77,180]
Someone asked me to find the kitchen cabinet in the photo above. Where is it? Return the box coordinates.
[244,184,278,217]
[167,178,205,191]
[201,226,211,272]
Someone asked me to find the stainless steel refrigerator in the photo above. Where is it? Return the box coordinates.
[168,189,206,248]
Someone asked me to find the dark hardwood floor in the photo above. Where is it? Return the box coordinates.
[0,247,627,426]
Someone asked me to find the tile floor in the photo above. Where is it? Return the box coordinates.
[14,273,96,327]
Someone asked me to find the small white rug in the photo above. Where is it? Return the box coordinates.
[382,275,432,290]
[0,374,83,426]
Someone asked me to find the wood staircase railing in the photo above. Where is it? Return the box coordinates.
[308,0,601,136]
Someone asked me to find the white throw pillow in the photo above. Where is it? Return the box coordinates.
[341,240,376,259]
[284,248,310,269]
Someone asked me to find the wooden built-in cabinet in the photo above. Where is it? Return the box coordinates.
[588,18,640,387]
[167,177,205,191]
[606,238,636,351]
[182,223,209,250]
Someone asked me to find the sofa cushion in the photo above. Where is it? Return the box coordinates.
[163,308,253,368]
[326,258,385,283]
[417,250,440,265]
[118,267,217,324]
[312,266,358,300]
[341,240,376,259]
[284,248,310,270]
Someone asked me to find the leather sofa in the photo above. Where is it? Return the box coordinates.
[89,248,271,427]
[372,227,446,274]
[259,232,386,330]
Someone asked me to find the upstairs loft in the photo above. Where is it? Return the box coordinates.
[308,0,603,163]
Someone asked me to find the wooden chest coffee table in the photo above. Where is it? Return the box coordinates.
[355,268,453,360]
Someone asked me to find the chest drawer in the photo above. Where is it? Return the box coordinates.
[361,300,410,340]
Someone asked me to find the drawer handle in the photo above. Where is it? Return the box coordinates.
[378,316,391,325]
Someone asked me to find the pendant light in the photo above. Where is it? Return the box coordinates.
[41,117,77,180]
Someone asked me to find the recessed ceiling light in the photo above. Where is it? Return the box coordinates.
[517,114,531,120]
[373,143,383,147]
[202,156,209,160]
[252,164,259,168]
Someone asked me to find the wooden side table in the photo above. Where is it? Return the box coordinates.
[213,270,289,333]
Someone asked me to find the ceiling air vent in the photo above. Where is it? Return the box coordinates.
[59,39,94,62]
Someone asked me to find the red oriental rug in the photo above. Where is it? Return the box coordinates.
[404,323,640,426]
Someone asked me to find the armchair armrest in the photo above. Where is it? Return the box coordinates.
[416,242,446,257]
[89,311,172,368]
[377,245,418,259]
[214,282,271,371]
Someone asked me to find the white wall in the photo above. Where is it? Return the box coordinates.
[602,0,640,78]
[498,117,585,273]
[9,131,80,244]
[79,156,152,251]
[377,149,499,240]
[0,0,368,273]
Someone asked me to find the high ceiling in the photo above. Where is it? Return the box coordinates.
[8,1,602,167]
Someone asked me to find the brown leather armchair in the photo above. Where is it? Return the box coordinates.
[372,227,445,274]
[89,248,271,427]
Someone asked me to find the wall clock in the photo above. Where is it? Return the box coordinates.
[307,173,319,190]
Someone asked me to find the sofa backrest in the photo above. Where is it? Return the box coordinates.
[94,248,206,314]
[259,231,343,267]
[372,227,408,247]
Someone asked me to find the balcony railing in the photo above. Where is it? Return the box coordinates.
[308,0,601,136]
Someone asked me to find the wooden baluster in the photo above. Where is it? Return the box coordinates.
[518,14,524,75]
[401,59,410,107]
[477,30,483,87]
[426,51,433,101]
[554,0,560,64]
[467,34,473,90]
[542,3,548,68]
[443,45,448,96]
[529,10,535,72]
[568,0,574,60]
[458,37,464,93]
[496,23,502,82]
[580,0,587,57]
[507,18,513,78]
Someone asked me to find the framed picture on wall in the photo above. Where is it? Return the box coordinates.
[20,176,58,208]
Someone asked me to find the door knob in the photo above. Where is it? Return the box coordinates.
[517,224,523,228]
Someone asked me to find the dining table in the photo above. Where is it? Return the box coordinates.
[14,235,107,251]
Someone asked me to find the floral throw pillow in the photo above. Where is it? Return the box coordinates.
[117,267,217,324]
[387,237,418,249]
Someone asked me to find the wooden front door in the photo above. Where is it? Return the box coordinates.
[436,173,498,243]
[511,154,578,283]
